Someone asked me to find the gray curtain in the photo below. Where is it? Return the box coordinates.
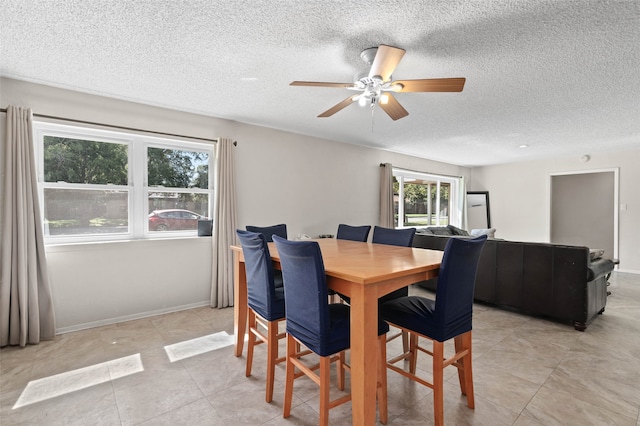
[1,105,56,347]
[210,138,237,308]
[379,163,394,227]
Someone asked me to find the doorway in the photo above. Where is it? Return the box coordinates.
[549,169,618,259]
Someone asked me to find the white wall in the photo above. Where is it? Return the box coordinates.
[470,151,640,273]
[1,77,468,332]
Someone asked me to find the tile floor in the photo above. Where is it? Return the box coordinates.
[1,272,639,425]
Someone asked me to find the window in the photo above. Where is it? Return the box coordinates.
[34,122,215,243]
[393,168,462,229]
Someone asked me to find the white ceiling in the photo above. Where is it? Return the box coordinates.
[1,0,639,166]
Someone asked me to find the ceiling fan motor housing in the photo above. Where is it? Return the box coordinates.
[359,47,378,65]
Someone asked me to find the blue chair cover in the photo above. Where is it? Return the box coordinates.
[273,235,388,357]
[380,235,487,342]
[236,230,285,321]
[372,226,417,303]
[245,224,287,287]
[372,226,416,247]
[246,224,287,242]
[336,224,371,242]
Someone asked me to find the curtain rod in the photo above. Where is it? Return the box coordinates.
[0,107,224,144]
[380,163,462,179]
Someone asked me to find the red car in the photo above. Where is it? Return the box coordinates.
[148,209,207,231]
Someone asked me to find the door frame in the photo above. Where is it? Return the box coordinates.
[547,167,619,260]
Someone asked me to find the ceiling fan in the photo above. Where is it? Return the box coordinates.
[290,44,465,121]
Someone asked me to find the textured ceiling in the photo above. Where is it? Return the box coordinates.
[1,0,639,166]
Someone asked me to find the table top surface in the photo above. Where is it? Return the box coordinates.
[232,237,443,285]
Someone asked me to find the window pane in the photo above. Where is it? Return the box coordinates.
[43,136,128,185]
[147,148,209,189]
[394,178,452,227]
[44,189,128,236]
[148,191,209,232]
[403,183,430,227]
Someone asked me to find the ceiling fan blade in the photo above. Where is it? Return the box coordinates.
[290,81,355,89]
[368,45,406,81]
[379,94,409,121]
[318,96,357,117]
[393,78,466,92]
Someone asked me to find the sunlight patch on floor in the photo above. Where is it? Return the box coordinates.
[164,331,234,362]
[13,354,143,409]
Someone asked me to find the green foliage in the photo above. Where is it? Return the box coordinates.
[43,137,209,189]
[147,147,208,188]
[44,137,128,185]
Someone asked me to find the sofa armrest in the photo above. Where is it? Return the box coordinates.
[587,258,615,281]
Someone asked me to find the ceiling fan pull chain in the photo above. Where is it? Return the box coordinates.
[371,104,375,132]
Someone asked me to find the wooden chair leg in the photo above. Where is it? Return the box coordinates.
[377,334,388,424]
[337,350,345,390]
[433,341,445,426]
[455,331,475,408]
[283,334,296,418]
[409,332,419,374]
[319,356,331,426]
[246,310,256,377]
[265,320,278,402]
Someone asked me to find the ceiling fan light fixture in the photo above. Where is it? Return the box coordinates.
[358,95,367,107]
[380,94,389,104]
[390,83,404,92]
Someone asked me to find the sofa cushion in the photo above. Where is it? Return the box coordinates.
[470,228,496,238]
[417,228,434,234]
[589,248,605,261]
[447,225,470,236]
[588,258,615,281]
[430,226,453,235]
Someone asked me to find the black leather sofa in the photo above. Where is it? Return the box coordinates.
[412,233,616,331]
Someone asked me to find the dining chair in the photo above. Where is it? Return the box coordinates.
[336,224,371,242]
[272,235,389,426]
[371,226,417,303]
[330,224,372,303]
[246,223,287,287]
[368,226,418,350]
[236,230,287,403]
[246,223,287,242]
[380,235,487,426]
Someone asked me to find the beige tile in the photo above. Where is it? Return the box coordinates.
[0,341,40,364]
[181,344,255,396]
[138,397,226,425]
[113,366,204,425]
[206,378,294,425]
[473,368,542,413]
[544,361,640,420]
[523,384,637,425]
[192,305,236,335]
[98,317,167,358]
[150,309,215,344]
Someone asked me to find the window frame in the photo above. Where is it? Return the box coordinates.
[392,167,462,229]
[33,121,215,244]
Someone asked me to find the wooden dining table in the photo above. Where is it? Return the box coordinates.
[231,237,443,425]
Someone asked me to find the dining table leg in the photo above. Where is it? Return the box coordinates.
[349,283,379,425]
[233,252,247,357]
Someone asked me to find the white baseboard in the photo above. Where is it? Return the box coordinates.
[615,268,640,275]
[55,301,212,334]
